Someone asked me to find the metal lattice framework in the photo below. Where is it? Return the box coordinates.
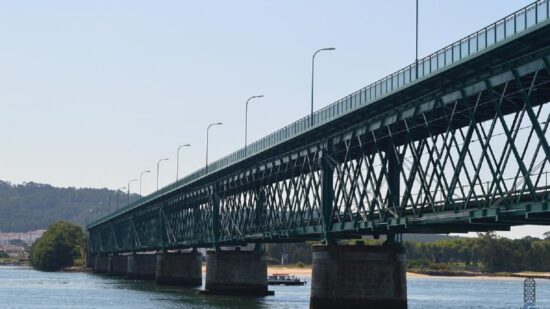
[88,2,550,255]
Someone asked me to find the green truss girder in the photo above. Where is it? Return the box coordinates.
[88,14,550,256]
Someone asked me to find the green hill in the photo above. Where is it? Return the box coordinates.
[0,180,459,241]
[0,180,139,232]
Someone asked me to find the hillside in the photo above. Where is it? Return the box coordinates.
[0,180,457,241]
[0,181,140,232]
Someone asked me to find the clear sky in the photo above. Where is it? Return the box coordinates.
[1,0,546,238]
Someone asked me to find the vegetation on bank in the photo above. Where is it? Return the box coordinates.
[265,232,550,274]
[405,232,550,273]
[29,221,86,271]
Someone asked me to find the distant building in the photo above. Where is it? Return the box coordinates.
[0,230,46,246]
[0,245,28,259]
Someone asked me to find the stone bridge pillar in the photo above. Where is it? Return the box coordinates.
[107,254,128,276]
[310,243,407,309]
[202,248,273,296]
[126,253,157,280]
[155,251,202,286]
[93,255,109,273]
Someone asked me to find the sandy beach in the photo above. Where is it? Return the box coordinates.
[201,265,549,280]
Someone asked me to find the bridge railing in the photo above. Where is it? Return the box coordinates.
[88,0,550,228]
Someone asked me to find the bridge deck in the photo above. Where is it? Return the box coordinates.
[88,0,550,255]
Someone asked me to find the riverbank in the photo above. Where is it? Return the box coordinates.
[70,263,550,280]
[407,269,550,280]
[265,266,550,280]
[0,258,28,266]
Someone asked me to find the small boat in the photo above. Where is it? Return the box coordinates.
[267,273,306,286]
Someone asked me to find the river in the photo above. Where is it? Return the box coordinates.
[0,266,549,308]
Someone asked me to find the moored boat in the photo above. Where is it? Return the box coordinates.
[267,273,306,286]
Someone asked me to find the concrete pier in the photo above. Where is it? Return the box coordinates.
[126,254,156,280]
[310,244,407,309]
[107,255,128,276]
[203,249,273,296]
[93,255,109,273]
[155,251,202,286]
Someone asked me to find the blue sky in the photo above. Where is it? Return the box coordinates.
[1,0,546,237]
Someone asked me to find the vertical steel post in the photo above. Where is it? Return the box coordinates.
[387,143,400,212]
[320,148,334,242]
[211,185,220,250]
[131,215,137,254]
[159,208,166,252]
[193,204,200,245]
[255,186,266,230]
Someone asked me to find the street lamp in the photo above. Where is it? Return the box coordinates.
[206,122,223,173]
[139,170,150,196]
[116,186,126,210]
[127,179,137,205]
[310,47,335,127]
[177,144,191,181]
[416,0,419,79]
[157,158,169,191]
[245,95,264,156]
[87,208,94,225]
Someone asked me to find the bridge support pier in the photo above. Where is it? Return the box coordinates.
[93,255,109,273]
[202,248,273,296]
[107,254,128,276]
[155,251,202,286]
[310,243,407,309]
[126,254,156,280]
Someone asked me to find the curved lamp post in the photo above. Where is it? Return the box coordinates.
[156,158,169,191]
[116,186,126,210]
[177,144,191,181]
[245,95,264,156]
[311,47,335,127]
[416,0,419,79]
[127,178,137,205]
[139,170,150,196]
[206,122,223,173]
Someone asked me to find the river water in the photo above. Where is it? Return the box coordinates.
[0,266,549,308]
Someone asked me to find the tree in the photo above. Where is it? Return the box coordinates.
[0,251,8,258]
[544,231,550,240]
[29,221,85,271]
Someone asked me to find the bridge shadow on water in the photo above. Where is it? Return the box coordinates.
[93,273,310,309]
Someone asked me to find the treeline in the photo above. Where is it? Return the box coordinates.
[0,180,139,232]
[266,232,550,273]
[406,232,550,272]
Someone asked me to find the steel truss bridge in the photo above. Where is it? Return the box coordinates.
[89,0,550,255]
